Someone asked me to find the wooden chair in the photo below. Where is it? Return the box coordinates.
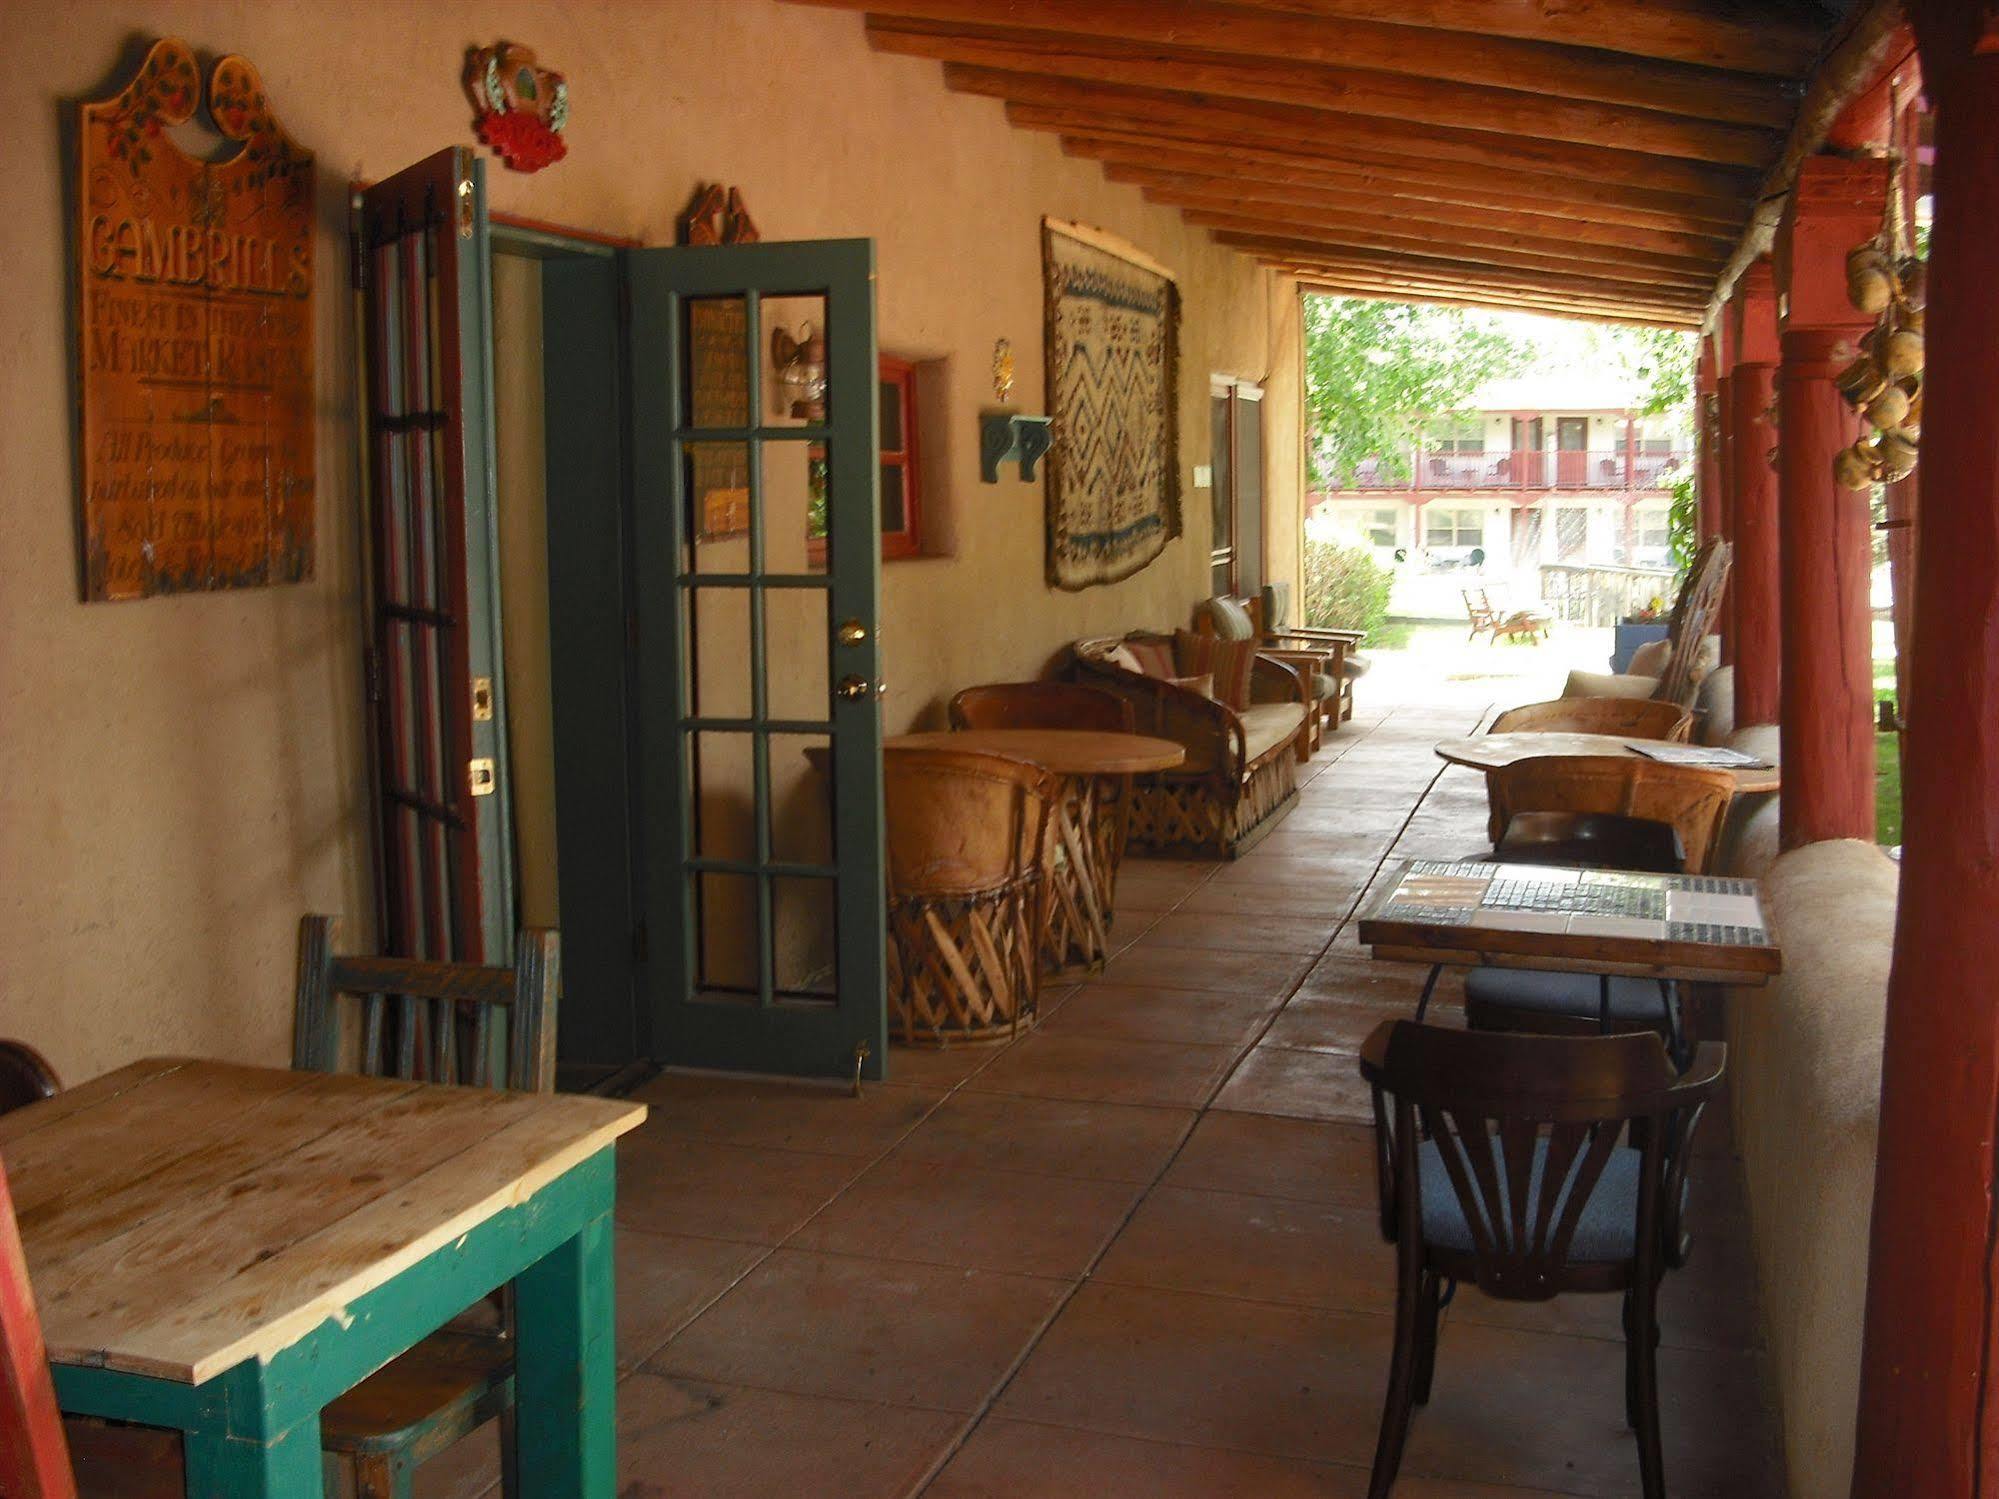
[1358,1021,1725,1499]
[0,1041,59,1115]
[1260,581,1369,728]
[885,748,1057,1045]
[1470,757,1736,1042]
[295,915,559,1499]
[948,681,1132,735]
[1198,590,1361,746]
[1463,588,1551,645]
[1487,697,1694,741]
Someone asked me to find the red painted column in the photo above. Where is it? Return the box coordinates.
[1853,20,1999,1498]
[1772,157,1889,850]
[1694,342,1722,545]
[1710,319,1739,662]
[1727,260,1781,726]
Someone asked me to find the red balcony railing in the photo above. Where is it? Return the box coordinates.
[1339,448,1688,492]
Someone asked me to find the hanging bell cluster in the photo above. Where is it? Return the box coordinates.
[1833,243,1925,490]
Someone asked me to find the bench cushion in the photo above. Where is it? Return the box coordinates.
[1241,702,1305,765]
[1464,967,1668,1024]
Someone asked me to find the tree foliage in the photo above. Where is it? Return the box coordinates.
[1303,295,1525,488]
[1590,324,1696,417]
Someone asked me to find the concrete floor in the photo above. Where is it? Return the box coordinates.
[431,631,1783,1498]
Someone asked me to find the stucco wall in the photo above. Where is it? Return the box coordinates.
[0,1,1295,1081]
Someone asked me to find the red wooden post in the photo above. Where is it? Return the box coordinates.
[1853,19,1999,1498]
[1727,260,1781,726]
[1710,319,1739,663]
[1772,155,1888,849]
[1621,408,1636,491]
[1695,342,1722,543]
[0,1161,75,1499]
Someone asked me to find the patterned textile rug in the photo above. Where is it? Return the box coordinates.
[1042,221,1180,591]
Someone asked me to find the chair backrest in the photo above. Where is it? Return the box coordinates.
[1362,1021,1722,1298]
[1487,755,1737,874]
[0,1044,60,1118]
[293,917,561,1093]
[1654,538,1732,706]
[949,681,1133,733]
[1259,580,1294,632]
[1195,595,1259,642]
[885,748,1056,899]
[0,1158,76,1499]
[1464,588,1496,626]
[1488,697,1694,741]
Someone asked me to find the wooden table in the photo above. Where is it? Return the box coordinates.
[1434,732,1781,794]
[1358,858,1782,1049]
[1,1058,646,1495]
[889,730,1185,969]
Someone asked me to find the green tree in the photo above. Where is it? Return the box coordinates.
[1589,323,1695,417]
[1303,295,1526,488]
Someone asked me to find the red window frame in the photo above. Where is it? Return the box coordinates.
[878,357,922,560]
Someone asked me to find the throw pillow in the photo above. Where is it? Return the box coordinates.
[1104,643,1144,675]
[1124,637,1177,679]
[1210,637,1258,710]
[1173,628,1215,676]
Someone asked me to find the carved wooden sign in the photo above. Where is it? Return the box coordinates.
[77,38,315,601]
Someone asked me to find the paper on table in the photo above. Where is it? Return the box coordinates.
[1625,742,1771,768]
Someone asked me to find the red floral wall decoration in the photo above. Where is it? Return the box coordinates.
[464,42,568,172]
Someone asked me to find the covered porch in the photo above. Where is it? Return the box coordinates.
[5,2,1997,1497]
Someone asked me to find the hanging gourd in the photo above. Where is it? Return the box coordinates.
[1834,242,1926,491]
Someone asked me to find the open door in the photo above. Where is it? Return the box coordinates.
[353,147,513,965]
[623,240,887,1083]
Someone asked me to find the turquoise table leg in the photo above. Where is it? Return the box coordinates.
[514,1210,617,1496]
[183,1360,324,1497]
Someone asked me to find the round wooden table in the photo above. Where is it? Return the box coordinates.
[1433,732,1781,794]
[889,730,1186,970]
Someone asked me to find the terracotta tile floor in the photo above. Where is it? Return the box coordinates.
[446,690,1785,1499]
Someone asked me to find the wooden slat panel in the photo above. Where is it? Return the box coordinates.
[867,19,1781,167]
[945,67,1761,201]
[1281,268,1704,325]
[790,0,1797,126]
[1214,231,1712,299]
[1039,118,1751,229]
[1291,277,1699,330]
[1234,0,1827,76]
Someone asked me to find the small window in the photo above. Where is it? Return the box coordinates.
[806,356,922,562]
[1424,507,1484,549]
[1637,507,1671,552]
[1365,507,1397,548]
[1431,417,1485,455]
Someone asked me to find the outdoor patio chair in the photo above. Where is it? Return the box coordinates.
[885,747,1057,1044]
[1486,697,1694,741]
[1463,588,1551,644]
[293,914,561,1499]
[1467,757,1736,1042]
[1358,1021,1725,1499]
[1197,587,1362,745]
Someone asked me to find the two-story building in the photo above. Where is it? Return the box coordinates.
[1309,375,1691,621]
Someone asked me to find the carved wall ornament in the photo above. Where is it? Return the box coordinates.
[465,41,568,172]
[679,184,760,246]
[76,37,316,601]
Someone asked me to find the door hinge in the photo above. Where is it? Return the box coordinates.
[472,676,494,721]
[631,921,649,963]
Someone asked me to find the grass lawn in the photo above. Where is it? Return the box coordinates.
[1876,666,1902,846]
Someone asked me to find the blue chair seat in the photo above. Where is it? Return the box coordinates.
[1464,967,1668,1024]
[1419,1135,1640,1263]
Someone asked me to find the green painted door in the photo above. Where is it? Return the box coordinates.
[627,240,886,1082]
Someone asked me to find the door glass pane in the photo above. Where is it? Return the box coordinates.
[685,587,752,719]
[1209,394,1232,569]
[771,733,834,866]
[763,439,828,575]
[880,462,906,534]
[684,440,751,572]
[772,876,838,1001]
[694,871,759,997]
[878,379,902,452]
[683,296,750,430]
[765,589,830,724]
[763,294,829,427]
[689,731,756,862]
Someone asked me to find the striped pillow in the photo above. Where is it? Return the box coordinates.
[1123,637,1177,679]
[1209,638,1258,710]
[1173,628,1215,676]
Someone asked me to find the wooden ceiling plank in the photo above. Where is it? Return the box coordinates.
[1233,0,1825,77]
[1268,262,1705,322]
[1115,168,1733,257]
[1269,254,1706,307]
[1214,230,1714,303]
[865,19,1779,167]
[946,68,1759,202]
[1193,213,1716,292]
[787,0,1796,127]
[1050,126,1748,232]
[1289,275,1701,329]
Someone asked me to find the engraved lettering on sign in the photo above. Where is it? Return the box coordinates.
[75,38,317,601]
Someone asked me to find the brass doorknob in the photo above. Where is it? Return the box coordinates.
[836,674,877,701]
[836,619,868,646]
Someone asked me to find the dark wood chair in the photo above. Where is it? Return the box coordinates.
[0,1041,60,1115]
[296,915,559,1499]
[1487,697,1694,741]
[948,680,1132,734]
[1358,1022,1725,1499]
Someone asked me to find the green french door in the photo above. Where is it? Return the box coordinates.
[626,240,887,1082]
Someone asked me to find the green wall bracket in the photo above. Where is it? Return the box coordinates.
[979,412,1054,483]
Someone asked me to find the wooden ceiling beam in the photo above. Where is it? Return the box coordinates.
[786,0,1795,127]
[1193,213,1715,292]
[1267,259,1706,321]
[948,69,1758,202]
[1133,178,1729,265]
[1215,231,1714,305]
[1049,126,1748,232]
[1284,274,1701,329]
[1232,0,1825,77]
[865,19,1779,167]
